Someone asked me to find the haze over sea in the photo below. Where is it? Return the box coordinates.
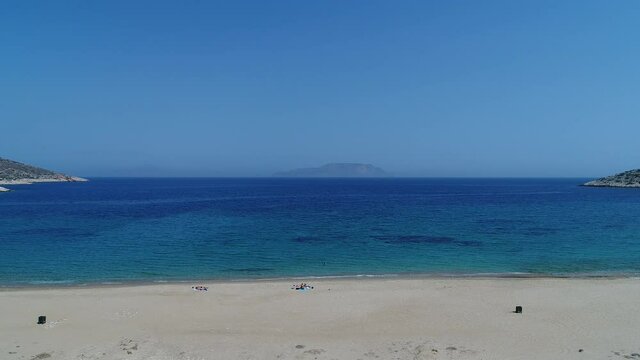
[1,178,639,286]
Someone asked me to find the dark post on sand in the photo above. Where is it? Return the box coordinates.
[515,306,523,314]
[37,316,46,324]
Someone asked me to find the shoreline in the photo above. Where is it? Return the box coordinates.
[0,177,88,186]
[3,271,640,291]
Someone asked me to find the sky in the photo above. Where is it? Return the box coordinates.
[1,0,639,177]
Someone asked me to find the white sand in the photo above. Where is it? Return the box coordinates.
[1,277,639,359]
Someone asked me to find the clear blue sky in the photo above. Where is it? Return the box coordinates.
[1,1,639,177]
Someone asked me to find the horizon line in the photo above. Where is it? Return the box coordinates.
[75,175,596,179]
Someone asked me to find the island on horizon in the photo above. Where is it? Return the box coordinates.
[0,157,87,190]
[583,169,640,188]
[273,163,389,178]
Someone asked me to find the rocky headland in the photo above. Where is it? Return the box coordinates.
[583,169,640,188]
[0,157,87,188]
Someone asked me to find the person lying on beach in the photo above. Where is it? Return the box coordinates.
[192,285,208,291]
[291,283,314,290]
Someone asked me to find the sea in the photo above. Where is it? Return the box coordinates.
[1,178,639,286]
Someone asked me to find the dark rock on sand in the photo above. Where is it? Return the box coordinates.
[30,353,51,360]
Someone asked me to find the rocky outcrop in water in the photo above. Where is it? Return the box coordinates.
[583,169,640,188]
[0,157,87,186]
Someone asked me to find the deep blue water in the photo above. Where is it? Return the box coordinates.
[1,178,639,285]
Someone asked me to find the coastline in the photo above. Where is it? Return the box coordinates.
[0,177,88,186]
[582,169,640,188]
[2,277,639,359]
[581,183,640,188]
[2,270,640,290]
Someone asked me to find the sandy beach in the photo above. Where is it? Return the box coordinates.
[1,277,639,360]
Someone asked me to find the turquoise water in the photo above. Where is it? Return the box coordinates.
[1,178,639,286]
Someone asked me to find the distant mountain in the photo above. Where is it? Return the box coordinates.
[274,163,389,178]
[0,157,87,186]
[583,169,640,188]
